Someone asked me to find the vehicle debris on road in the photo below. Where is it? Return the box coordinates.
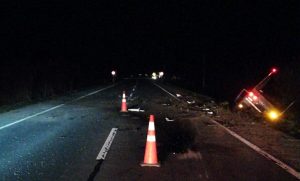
[127,108,145,112]
[165,117,174,122]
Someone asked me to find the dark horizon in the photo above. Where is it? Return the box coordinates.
[1,0,299,102]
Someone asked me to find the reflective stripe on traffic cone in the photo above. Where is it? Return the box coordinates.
[141,115,160,167]
[120,91,128,112]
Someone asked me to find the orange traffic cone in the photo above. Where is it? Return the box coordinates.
[141,115,160,167]
[120,91,128,112]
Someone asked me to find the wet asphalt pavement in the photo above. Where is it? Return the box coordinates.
[0,79,299,181]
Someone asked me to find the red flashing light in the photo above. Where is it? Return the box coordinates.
[271,68,277,73]
[248,92,254,97]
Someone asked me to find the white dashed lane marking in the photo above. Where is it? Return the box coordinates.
[96,128,118,160]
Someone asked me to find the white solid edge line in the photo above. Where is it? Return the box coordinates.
[209,119,300,180]
[71,84,116,102]
[152,83,180,101]
[96,128,118,160]
[0,84,116,131]
[0,104,64,130]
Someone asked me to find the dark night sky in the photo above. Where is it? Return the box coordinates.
[1,0,299,99]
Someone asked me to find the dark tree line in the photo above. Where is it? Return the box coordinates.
[0,58,110,105]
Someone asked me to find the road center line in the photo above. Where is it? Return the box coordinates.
[152,82,180,101]
[0,84,116,131]
[96,128,118,160]
[209,119,300,180]
[152,82,300,179]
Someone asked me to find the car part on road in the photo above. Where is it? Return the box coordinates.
[165,117,174,122]
[207,111,214,115]
[187,100,196,104]
[176,93,182,98]
[127,108,145,112]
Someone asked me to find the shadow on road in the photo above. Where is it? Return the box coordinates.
[156,118,198,163]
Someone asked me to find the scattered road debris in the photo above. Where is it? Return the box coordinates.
[165,117,174,122]
[176,94,182,98]
[207,111,214,115]
[128,108,145,112]
[187,100,196,104]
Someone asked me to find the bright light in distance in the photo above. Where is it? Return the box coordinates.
[266,109,280,121]
[111,70,116,76]
[152,72,157,80]
[159,72,164,78]
[238,103,244,109]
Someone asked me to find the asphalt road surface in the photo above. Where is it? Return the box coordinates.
[0,79,299,181]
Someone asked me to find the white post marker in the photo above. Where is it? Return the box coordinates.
[96,128,118,160]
